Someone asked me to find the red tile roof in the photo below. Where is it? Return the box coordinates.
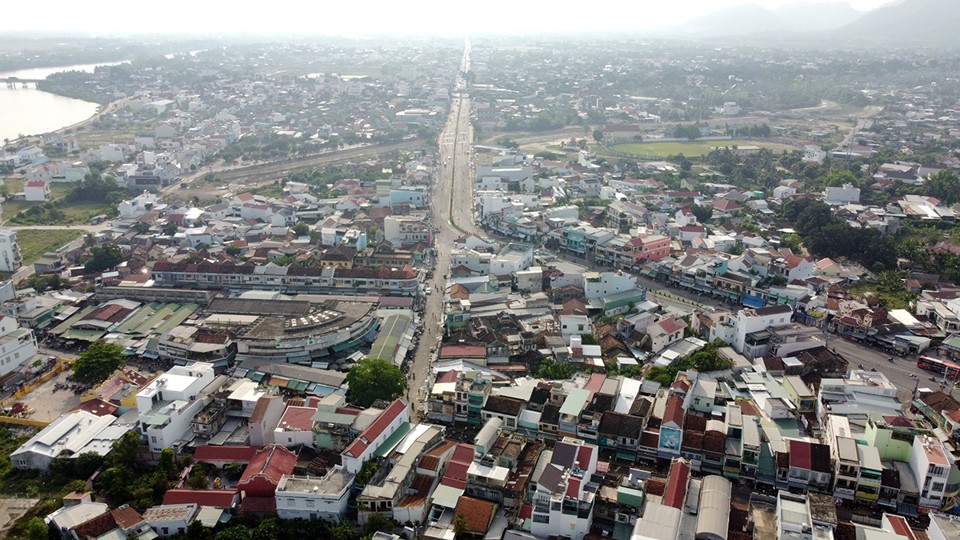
[162,489,239,509]
[73,398,118,417]
[789,439,812,470]
[663,459,690,509]
[278,406,316,431]
[663,395,685,427]
[239,496,276,515]
[194,446,257,463]
[566,476,581,499]
[239,445,297,486]
[111,506,144,530]
[885,515,917,540]
[342,398,407,459]
[454,496,496,534]
[439,344,487,358]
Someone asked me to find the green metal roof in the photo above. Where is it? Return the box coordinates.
[61,328,105,342]
[50,305,96,335]
[368,314,411,361]
[375,421,413,458]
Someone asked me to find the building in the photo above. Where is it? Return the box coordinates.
[275,467,355,521]
[530,438,598,540]
[24,180,50,201]
[0,229,22,272]
[341,398,410,474]
[135,362,220,452]
[383,215,430,246]
[733,305,793,357]
[11,411,124,470]
[142,503,198,537]
[647,318,687,353]
[909,435,954,509]
[0,315,38,379]
[695,475,732,540]
[238,445,298,498]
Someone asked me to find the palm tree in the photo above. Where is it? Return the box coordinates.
[453,513,468,539]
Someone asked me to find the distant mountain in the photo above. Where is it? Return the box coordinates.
[676,2,864,36]
[838,0,960,44]
[677,3,788,36]
[773,3,863,32]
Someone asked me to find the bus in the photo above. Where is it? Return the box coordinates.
[916,356,960,380]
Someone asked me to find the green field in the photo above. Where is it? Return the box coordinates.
[610,139,794,158]
[16,229,84,265]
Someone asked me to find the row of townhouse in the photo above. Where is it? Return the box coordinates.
[150,259,421,295]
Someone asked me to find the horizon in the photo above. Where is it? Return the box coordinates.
[1,0,900,36]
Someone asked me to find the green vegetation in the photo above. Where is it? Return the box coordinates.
[15,229,83,265]
[72,341,124,384]
[84,243,123,273]
[645,339,733,386]
[9,174,123,226]
[849,271,916,311]
[611,139,792,158]
[345,358,406,408]
[535,357,577,380]
[782,198,896,272]
[20,274,66,292]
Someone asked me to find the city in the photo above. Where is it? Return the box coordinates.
[1,2,960,540]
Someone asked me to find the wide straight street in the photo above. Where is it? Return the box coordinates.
[404,39,474,414]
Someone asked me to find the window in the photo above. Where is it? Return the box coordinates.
[933,482,945,492]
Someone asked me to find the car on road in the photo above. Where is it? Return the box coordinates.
[425,287,432,295]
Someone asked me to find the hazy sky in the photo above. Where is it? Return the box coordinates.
[5,0,899,34]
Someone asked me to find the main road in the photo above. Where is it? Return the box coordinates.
[405,38,476,412]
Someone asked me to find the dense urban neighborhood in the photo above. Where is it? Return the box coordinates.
[2,16,960,540]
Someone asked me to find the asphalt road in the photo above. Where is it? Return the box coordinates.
[404,39,473,414]
[828,338,958,403]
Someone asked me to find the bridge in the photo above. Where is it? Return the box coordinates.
[4,77,44,88]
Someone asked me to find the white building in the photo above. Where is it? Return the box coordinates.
[909,435,954,510]
[136,362,220,452]
[732,305,793,356]
[824,183,861,205]
[490,243,533,275]
[0,315,37,379]
[11,410,117,470]
[275,467,355,521]
[143,503,198,537]
[384,215,430,245]
[118,191,162,219]
[647,317,687,354]
[450,249,492,274]
[341,399,409,474]
[530,438,598,540]
[0,229,22,272]
[583,271,637,301]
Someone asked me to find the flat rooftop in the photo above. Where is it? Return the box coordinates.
[277,468,354,495]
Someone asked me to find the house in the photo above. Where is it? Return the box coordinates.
[824,183,861,205]
[733,305,793,357]
[11,410,126,470]
[24,180,50,202]
[529,438,598,540]
[135,362,220,452]
[783,440,832,493]
[647,317,686,353]
[909,435,954,509]
[239,445,298,499]
[142,503,198,537]
[275,467,355,521]
[162,489,240,510]
[658,395,685,460]
[341,398,409,474]
[0,315,38,380]
[0,229,23,272]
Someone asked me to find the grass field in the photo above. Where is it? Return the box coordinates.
[610,139,795,158]
[16,229,84,265]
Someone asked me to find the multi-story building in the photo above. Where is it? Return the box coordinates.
[0,315,37,380]
[157,326,236,371]
[275,467,355,521]
[909,435,954,509]
[341,398,409,474]
[0,229,22,272]
[530,438,598,540]
[383,215,430,246]
[135,362,221,452]
[733,305,794,357]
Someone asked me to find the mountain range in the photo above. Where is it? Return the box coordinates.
[674,0,960,44]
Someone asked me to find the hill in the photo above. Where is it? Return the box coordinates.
[838,0,960,45]
[676,2,864,36]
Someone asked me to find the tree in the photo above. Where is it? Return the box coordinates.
[535,357,576,380]
[291,222,310,236]
[691,204,713,223]
[346,358,406,407]
[925,169,960,206]
[592,130,603,143]
[365,512,395,535]
[25,517,47,540]
[163,221,179,236]
[215,525,252,540]
[72,341,124,384]
[453,513,469,539]
[84,243,123,274]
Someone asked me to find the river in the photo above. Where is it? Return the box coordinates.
[0,61,127,144]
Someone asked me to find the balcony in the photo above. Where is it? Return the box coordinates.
[835,487,855,499]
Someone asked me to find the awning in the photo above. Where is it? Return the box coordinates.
[852,332,867,339]
[375,421,413,458]
[247,371,265,383]
[142,351,159,359]
[61,329,105,342]
[362,327,379,343]
[331,338,362,353]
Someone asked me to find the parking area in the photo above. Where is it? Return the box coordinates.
[11,368,83,423]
